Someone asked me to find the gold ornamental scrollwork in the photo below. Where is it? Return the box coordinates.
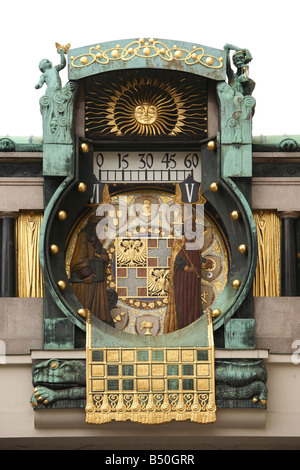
[71,38,224,69]
[85,310,216,425]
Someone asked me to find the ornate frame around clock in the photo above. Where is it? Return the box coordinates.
[36,38,261,423]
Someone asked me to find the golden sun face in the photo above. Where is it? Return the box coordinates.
[85,69,207,138]
[134,103,158,125]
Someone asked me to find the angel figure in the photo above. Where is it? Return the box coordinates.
[35,45,67,95]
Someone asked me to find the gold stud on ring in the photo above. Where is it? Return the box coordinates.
[232,279,241,289]
[238,244,248,254]
[57,280,67,290]
[80,142,89,153]
[209,182,218,192]
[207,140,216,151]
[230,210,239,220]
[77,308,87,318]
[57,210,67,220]
[212,308,221,318]
[49,244,59,255]
[78,182,87,192]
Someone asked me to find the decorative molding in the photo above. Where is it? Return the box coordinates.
[71,38,224,70]
[86,310,216,424]
[251,177,300,211]
[39,81,78,145]
[0,177,43,186]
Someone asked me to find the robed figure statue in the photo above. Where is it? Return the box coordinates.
[163,234,212,333]
[164,182,212,333]
[69,215,113,324]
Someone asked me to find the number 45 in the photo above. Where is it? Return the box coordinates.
[161,153,176,169]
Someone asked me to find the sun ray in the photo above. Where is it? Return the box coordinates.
[85,69,207,137]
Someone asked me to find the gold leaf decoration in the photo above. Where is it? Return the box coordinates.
[85,69,207,138]
[71,38,224,69]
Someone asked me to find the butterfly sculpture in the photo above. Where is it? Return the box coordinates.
[55,42,71,54]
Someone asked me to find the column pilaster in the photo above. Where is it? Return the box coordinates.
[0,212,18,297]
[278,211,300,296]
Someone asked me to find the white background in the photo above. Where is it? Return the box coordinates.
[1,0,299,138]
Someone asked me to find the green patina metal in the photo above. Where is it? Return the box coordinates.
[35,47,67,96]
[224,318,256,349]
[39,81,78,176]
[35,47,78,177]
[0,136,43,152]
[213,42,256,192]
[217,82,256,177]
[40,138,257,350]
[32,38,268,411]
[217,43,256,179]
[68,38,226,81]
[30,357,267,409]
[38,38,258,353]
[90,309,210,349]
[252,134,300,152]
[203,175,257,341]
[223,43,255,97]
